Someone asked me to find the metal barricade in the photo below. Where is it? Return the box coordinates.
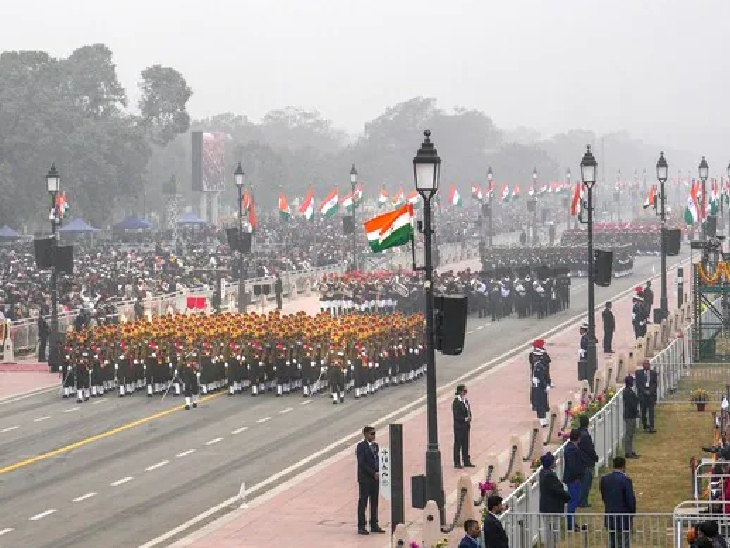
[673,501,730,546]
[500,512,676,548]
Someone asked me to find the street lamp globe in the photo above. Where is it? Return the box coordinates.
[413,130,441,193]
[46,163,60,194]
[234,162,245,188]
[580,145,598,188]
[532,167,537,183]
[699,156,709,182]
[487,167,493,183]
[656,151,668,183]
[350,164,358,185]
[567,167,571,182]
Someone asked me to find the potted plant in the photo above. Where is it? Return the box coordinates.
[691,388,709,411]
[508,471,524,488]
[530,457,542,471]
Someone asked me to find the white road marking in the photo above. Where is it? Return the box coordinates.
[146,460,170,471]
[467,330,474,334]
[110,476,134,487]
[34,415,51,422]
[0,528,14,536]
[92,399,105,404]
[205,437,223,446]
[64,407,80,413]
[176,449,196,458]
[1,426,19,433]
[29,509,56,521]
[0,385,58,405]
[231,427,248,435]
[476,325,484,330]
[279,407,293,414]
[300,400,312,405]
[72,492,97,502]
[147,256,693,548]
[256,417,271,423]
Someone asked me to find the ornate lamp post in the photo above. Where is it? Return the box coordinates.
[234,162,246,312]
[656,152,669,322]
[46,164,61,370]
[412,130,444,521]
[530,167,538,244]
[580,146,598,384]
[699,156,709,239]
[487,167,493,247]
[350,164,359,272]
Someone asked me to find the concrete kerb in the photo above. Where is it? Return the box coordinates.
[0,384,59,405]
[160,257,690,548]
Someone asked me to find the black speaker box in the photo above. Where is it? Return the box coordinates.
[434,294,468,356]
[54,245,74,274]
[593,249,613,287]
[253,284,262,296]
[527,198,536,213]
[343,216,354,234]
[706,215,717,237]
[226,228,240,252]
[541,209,548,223]
[34,238,53,270]
[263,284,271,295]
[481,203,490,217]
[665,228,681,256]
[240,232,252,254]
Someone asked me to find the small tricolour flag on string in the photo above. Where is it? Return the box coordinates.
[364,204,415,253]
[278,192,291,220]
[448,184,462,206]
[299,187,314,221]
[319,188,339,217]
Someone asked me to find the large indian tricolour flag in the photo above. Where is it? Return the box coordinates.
[299,187,314,221]
[364,204,414,253]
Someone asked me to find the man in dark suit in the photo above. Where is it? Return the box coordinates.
[452,384,474,469]
[563,428,587,530]
[643,280,654,317]
[458,519,481,548]
[602,301,615,353]
[483,495,509,548]
[623,375,640,458]
[634,360,657,433]
[599,457,636,548]
[538,452,570,548]
[577,414,599,508]
[355,426,385,535]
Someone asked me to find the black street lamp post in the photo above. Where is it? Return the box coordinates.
[699,156,709,240]
[350,164,358,272]
[580,146,598,384]
[656,152,669,323]
[234,162,246,313]
[413,130,445,521]
[531,167,538,245]
[487,167,493,247]
[46,164,61,368]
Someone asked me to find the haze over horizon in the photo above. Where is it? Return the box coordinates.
[3,0,729,167]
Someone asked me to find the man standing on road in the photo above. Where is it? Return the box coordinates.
[602,301,615,354]
[355,426,385,535]
[643,280,654,318]
[453,384,474,468]
[600,457,636,548]
[623,375,640,458]
[634,360,657,433]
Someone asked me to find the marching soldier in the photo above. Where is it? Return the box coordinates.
[181,348,200,410]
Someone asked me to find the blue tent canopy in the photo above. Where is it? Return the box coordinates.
[177,211,207,225]
[0,225,21,241]
[114,215,153,231]
[59,218,100,233]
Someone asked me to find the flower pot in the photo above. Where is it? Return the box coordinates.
[696,402,706,412]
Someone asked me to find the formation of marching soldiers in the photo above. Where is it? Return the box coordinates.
[59,310,426,407]
[317,273,423,316]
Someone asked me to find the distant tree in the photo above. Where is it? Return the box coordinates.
[138,65,192,146]
[65,44,127,117]
[260,107,346,154]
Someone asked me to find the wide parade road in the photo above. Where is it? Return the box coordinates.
[0,253,688,547]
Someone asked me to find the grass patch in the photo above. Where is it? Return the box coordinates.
[583,403,716,513]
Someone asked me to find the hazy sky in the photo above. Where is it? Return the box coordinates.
[4,0,730,166]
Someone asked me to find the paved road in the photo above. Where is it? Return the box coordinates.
[0,253,688,548]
